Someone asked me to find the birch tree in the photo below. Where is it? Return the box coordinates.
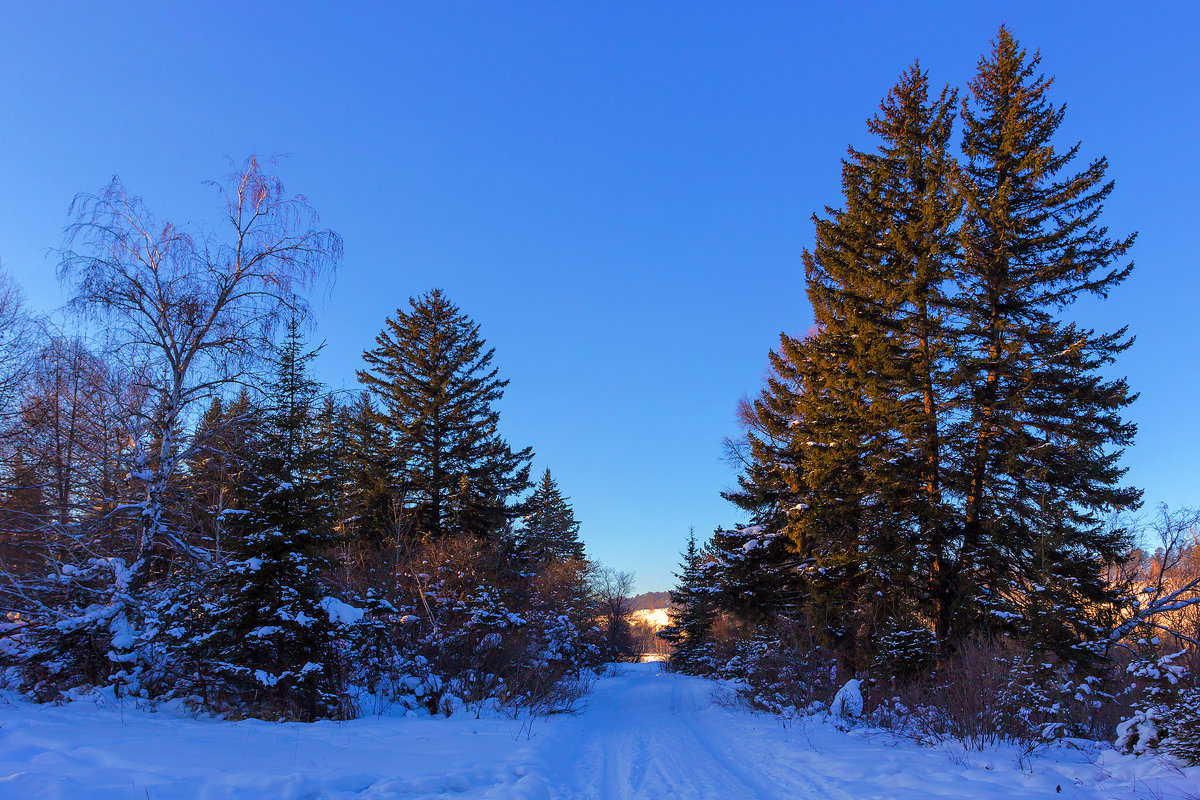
[55,156,342,603]
[0,268,36,429]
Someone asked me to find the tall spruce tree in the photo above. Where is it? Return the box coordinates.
[196,317,339,720]
[723,33,1138,667]
[519,468,584,564]
[781,64,961,661]
[358,290,532,542]
[724,326,875,655]
[723,339,814,540]
[943,27,1139,656]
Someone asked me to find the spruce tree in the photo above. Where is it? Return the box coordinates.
[723,35,1139,667]
[343,392,398,551]
[197,317,339,720]
[740,65,961,663]
[808,64,960,654]
[311,394,351,536]
[358,290,532,542]
[520,468,584,564]
[660,529,717,674]
[723,345,812,542]
[943,27,1139,656]
[186,389,256,557]
[703,524,806,624]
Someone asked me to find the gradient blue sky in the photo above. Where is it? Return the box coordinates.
[1,3,1197,591]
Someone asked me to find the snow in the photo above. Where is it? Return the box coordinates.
[320,597,365,626]
[829,678,863,722]
[107,610,135,650]
[1,663,1197,799]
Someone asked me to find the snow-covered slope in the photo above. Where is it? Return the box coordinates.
[1,663,1196,799]
[629,607,669,628]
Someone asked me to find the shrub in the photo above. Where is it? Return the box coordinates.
[716,621,839,716]
[1164,687,1200,765]
[871,624,938,684]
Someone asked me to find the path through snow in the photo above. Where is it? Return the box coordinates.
[0,662,1196,799]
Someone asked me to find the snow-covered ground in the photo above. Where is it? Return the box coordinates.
[1,663,1196,799]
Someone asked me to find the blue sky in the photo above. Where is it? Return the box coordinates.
[1,3,1197,591]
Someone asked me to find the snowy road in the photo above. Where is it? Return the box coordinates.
[541,663,848,800]
[0,662,1196,799]
[533,663,1146,800]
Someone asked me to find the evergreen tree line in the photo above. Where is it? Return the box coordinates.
[661,28,1200,753]
[0,161,618,720]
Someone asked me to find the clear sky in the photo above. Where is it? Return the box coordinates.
[1,2,1197,591]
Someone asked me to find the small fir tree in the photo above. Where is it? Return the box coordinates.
[196,317,339,720]
[1164,687,1200,765]
[703,524,805,624]
[660,529,717,675]
[520,468,584,564]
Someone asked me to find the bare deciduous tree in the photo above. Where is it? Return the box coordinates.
[19,336,108,527]
[0,268,37,427]
[1108,506,1200,652]
[592,567,636,661]
[0,335,143,615]
[56,156,342,598]
[0,269,47,584]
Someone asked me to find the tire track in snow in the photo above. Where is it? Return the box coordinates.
[542,663,831,800]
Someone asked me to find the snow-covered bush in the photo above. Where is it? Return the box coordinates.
[865,637,1119,750]
[715,622,839,717]
[829,678,863,729]
[1164,687,1200,765]
[4,528,608,722]
[327,535,603,718]
[1116,648,1189,755]
[871,624,938,683]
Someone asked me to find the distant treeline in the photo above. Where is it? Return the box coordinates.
[629,592,671,611]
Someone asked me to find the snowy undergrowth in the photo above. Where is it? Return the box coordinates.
[2,663,1197,800]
